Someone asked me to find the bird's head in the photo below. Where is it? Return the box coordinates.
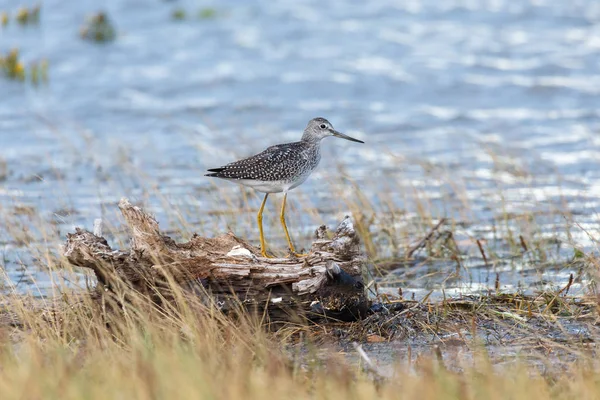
[302,117,364,143]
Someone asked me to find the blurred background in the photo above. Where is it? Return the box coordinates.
[1,0,599,298]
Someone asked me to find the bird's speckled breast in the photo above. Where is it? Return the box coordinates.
[287,142,321,190]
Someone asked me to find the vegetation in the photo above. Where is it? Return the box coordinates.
[0,4,40,27]
[0,5,46,84]
[80,12,116,42]
[172,8,186,21]
[15,4,40,25]
[198,8,217,20]
[0,264,599,399]
[171,7,218,21]
[0,48,47,84]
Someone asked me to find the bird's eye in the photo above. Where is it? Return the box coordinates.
[319,124,327,129]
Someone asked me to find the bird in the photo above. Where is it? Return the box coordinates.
[206,117,364,258]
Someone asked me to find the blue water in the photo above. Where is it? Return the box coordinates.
[1,0,600,296]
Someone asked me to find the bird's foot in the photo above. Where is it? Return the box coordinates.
[287,250,309,258]
[260,249,275,259]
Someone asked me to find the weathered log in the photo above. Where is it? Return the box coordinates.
[62,198,369,322]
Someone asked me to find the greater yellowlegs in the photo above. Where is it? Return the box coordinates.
[206,117,364,258]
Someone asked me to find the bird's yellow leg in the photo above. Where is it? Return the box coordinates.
[280,193,308,257]
[258,193,273,258]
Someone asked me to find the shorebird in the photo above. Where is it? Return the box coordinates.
[206,117,364,258]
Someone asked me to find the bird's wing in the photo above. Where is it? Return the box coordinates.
[206,143,306,181]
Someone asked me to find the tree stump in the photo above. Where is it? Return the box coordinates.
[62,199,369,322]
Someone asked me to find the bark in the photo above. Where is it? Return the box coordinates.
[62,198,369,322]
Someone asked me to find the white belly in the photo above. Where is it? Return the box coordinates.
[233,179,296,193]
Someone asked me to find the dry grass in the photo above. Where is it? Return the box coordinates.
[0,234,598,400]
[0,278,599,400]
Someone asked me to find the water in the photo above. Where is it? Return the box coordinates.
[1,0,600,297]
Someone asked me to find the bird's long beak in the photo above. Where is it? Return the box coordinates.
[331,129,364,143]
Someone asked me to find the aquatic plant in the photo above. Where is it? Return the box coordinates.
[80,12,116,42]
[0,158,7,182]
[15,4,40,25]
[29,59,48,85]
[0,48,48,84]
[172,8,186,21]
[0,4,40,27]
[0,49,25,80]
[198,7,217,19]
[170,7,218,21]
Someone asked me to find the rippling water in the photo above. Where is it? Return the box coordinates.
[1,0,600,296]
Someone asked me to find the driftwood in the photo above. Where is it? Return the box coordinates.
[62,199,369,322]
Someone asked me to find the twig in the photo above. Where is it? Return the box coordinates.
[543,276,574,314]
[448,232,464,272]
[558,273,574,296]
[476,239,488,266]
[406,218,447,259]
[519,235,528,252]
